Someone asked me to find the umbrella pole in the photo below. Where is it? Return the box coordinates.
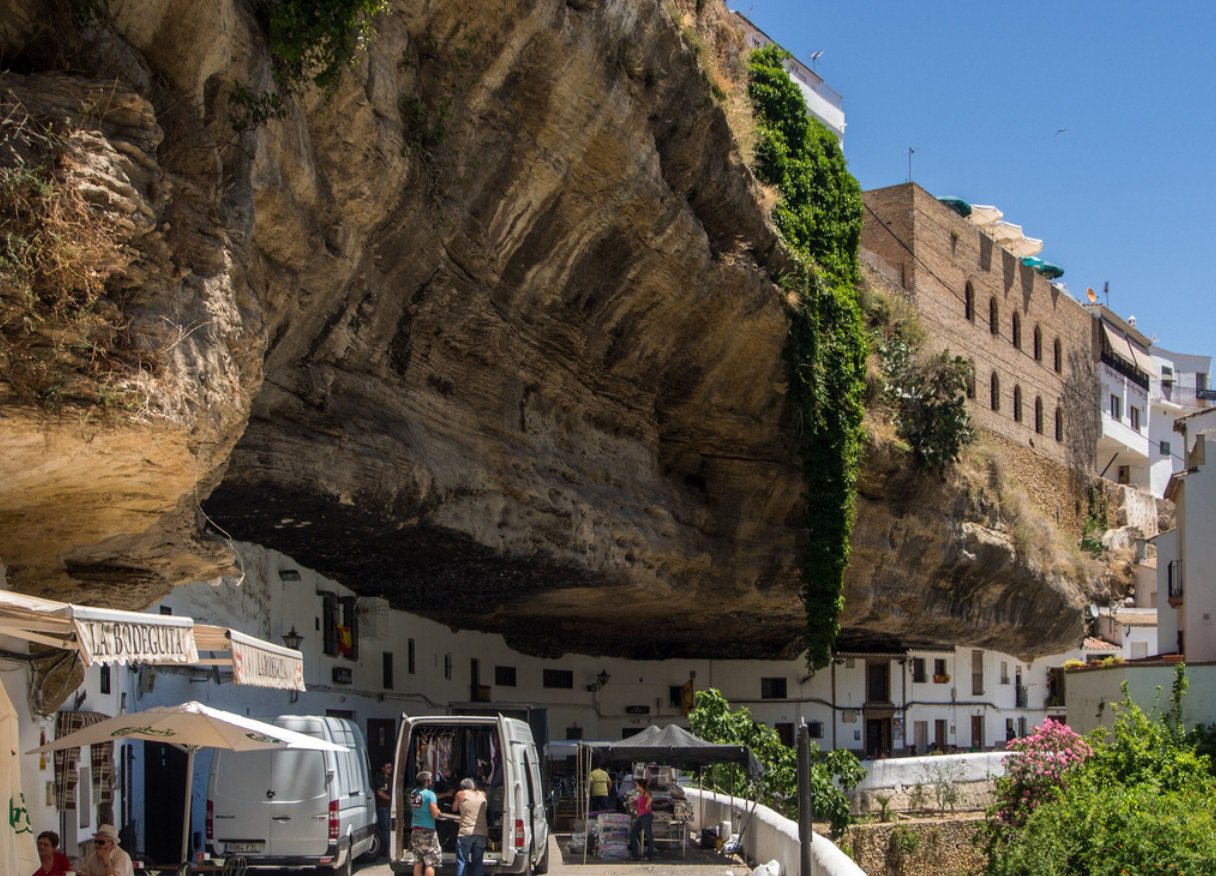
[180,747,196,866]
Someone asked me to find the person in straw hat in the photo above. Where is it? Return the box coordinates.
[76,825,132,876]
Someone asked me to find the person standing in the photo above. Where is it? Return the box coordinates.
[627,778,654,861]
[32,830,71,876]
[410,770,442,876]
[375,761,393,859]
[588,761,613,812]
[76,825,133,876]
[452,777,489,876]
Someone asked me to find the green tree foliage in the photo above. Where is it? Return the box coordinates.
[688,689,864,840]
[985,666,1216,874]
[260,0,388,92]
[748,46,867,671]
[878,338,975,475]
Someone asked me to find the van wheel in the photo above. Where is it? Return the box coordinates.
[361,832,382,861]
[534,838,550,875]
[329,852,353,876]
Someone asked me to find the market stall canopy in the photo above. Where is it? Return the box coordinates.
[0,591,303,689]
[580,724,763,778]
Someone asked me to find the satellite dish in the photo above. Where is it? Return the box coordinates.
[1087,604,1100,619]
[1086,287,1097,302]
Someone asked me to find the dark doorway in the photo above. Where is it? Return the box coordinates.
[143,741,187,863]
[865,718,891,758]
[367,718,396,777]
[971,715,985,750]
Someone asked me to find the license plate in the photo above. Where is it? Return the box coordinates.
[226,842,263,854]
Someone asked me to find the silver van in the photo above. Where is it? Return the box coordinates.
[389,714,549,874]
[206,715,378,875]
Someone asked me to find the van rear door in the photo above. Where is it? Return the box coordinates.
[210,750,273,856]
[266,716,331,858]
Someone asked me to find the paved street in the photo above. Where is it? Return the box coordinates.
[352,833,753,876]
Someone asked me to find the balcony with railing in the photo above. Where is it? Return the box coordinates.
[1101,352,1151,390]
[1198,387,1216,402]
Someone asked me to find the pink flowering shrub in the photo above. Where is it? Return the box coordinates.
[992,718,1092,828]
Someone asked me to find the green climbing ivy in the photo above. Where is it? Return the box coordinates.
[748,46,867,672]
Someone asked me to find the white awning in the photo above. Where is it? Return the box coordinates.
[1101,321,1152,375]
[0,592,304,689]
[0,591,198,666]
[194,626,305,691]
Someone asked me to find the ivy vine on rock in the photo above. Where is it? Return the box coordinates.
[748,45,866,671]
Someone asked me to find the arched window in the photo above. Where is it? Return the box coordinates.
[1054,406,1063,441]
[1013,385,1023,422]
[1033,325,1042,361]
[1011,313,1022,349]
[989,298,999,336]
[991,372,1001,411]
[965,282,975,322]
[1053,338,1062,373]
[966,359,976,399]
[1035,397,1044,434]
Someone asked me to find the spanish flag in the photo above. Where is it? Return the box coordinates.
[336,624,353,657]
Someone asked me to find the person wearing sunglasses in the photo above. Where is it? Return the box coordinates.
[77,824,133,876]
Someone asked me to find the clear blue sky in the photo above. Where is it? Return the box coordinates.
[736,1,1215,358]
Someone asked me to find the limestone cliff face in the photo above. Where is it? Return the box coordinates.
[0,0,1094,660]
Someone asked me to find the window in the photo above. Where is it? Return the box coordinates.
[1110,394,1122,420]
[1160,440,1172,456]
[1053,338,1062,373]
[866,663,890,703]
[1033,325,1042,361]
[1055,406,1063,441]
[408,638,415,674]
[807,721,824,739]
[775,723,794,747]
[989,298,999,335]
[1034,397,1043,434]
[444,653,453,680]
[1013,385,1023,422]
[1000,661,1009,685]
[934,658,947,678]
[761,677,787,699]
[964,282,975,321]
[1011,312,1021,349]
[382,652,394,690]
[971,650,984,696]
[912,657,927,683]
[321,593,359,659]
[669,686,684,707]
[566,725,583,740]
[991,372,1001,411]
[496,665,517,687]
[100,665,111,695]
[1118,465,1130,485]
[1130,406,1141,431]
[543,668,574,689]
[1018,717,1028,737]
[1199,372,1209,395]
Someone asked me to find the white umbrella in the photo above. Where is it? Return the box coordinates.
[30,701,346,867]
[1003,235,1043,258]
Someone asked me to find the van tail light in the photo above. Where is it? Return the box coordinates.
[206,800,213,840]
[514,819,525,849]
[329,799,340,841]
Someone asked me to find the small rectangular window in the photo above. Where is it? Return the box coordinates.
[543,668,574,689]
[971,649,984,696]
[934,658,948,678]
[408,638,416,674]
[1000,661,1009,685]
[443,653,453,680]
[1160,440,1171,456]
[382,652,394,690]
[1110,394,1121,419]
[774,723,794,747]
[807,721,824,739]
[669,685,683,707]
[912,657,927,683]
[760,677,787,699]
[100,665,111,695]
[495,665,517,687]
[1130,406,1141,430]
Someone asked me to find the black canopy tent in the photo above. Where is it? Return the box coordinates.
[580,724,763,776]
[575,725,762,864]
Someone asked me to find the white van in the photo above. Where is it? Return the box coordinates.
[206,715,378,875]
[390,714,549,875]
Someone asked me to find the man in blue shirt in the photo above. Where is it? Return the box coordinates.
[410,770,442,876]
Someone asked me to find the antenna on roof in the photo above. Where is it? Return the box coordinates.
[907,147,916,182]
[1103,281,1110,308]
[809,50,823,71]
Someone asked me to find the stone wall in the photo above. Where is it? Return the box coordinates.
[847,817,987,876]
[862,184,1094,469]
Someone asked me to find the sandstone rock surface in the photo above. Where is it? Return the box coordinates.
[0,0,1094,660]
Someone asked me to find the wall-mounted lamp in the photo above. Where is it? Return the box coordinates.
[282,626,304,650]
[586,669,611,693]
[279,569,301,582]
[833,658,846,666]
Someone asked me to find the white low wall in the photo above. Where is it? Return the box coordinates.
[684,788,864,876]
[848,752,1011,814]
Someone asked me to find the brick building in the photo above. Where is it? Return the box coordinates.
[860,183,1097,531]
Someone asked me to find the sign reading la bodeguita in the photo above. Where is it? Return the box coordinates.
[72,612,199,666]
[230,631,305,691]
